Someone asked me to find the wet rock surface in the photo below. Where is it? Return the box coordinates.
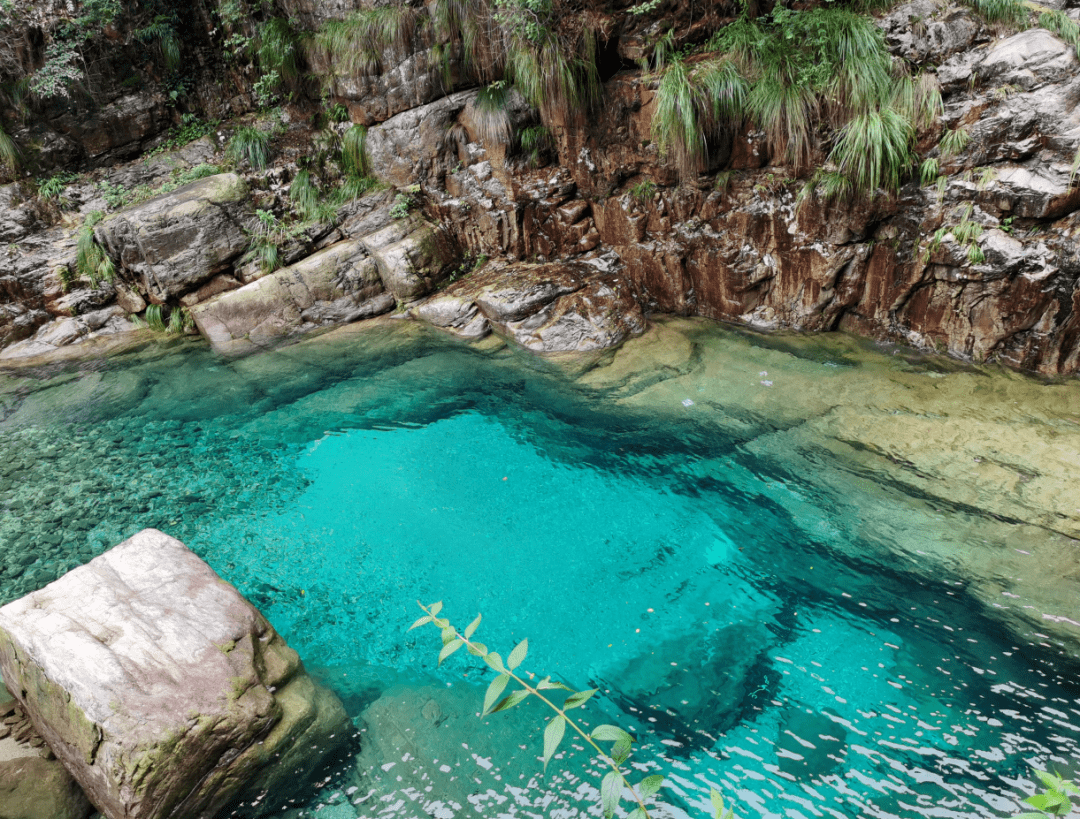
[0,529,349,819]
[415,259,645,353]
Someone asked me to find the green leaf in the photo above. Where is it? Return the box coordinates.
[408,615,432,631]
[601,771,621,818]
[1011,813,1049,819]
[563,689,597,711]
[612,736,632,765]
[464,614,481,639]
[467,642,488,656]
[591,724,633,743]
[483,674,510,715]
[1035,771,1063,791]
[490,688,530,713]
[1027,795,1051,810]
[429,601,443,616]
[433,617,449,629]
[708,790,725,819]
[483,652,506,673]
[639,774,664,798]
[440,626,457,645]
[507,638,528,670]
[543,715,566,770]
[438,638,463,665]
[627,809,648,819]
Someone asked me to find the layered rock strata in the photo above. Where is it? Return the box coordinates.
[0,529,349,819]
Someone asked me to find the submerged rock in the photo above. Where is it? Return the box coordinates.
[0,529,349,819]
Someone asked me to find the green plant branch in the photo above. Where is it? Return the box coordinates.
[411,600,730,819]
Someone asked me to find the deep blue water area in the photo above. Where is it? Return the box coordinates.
[1,321,1078,819]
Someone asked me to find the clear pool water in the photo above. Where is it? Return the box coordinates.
[1,319,1078,819]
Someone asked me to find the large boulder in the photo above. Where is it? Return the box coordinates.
[189,238,394,355]
[0,529,349,819]
[94,174,250,303]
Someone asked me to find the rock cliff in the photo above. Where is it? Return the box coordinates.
[1,0,1080,374]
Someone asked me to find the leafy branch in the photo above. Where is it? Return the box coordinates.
[410,601,734,819]
[1014,769,1080,819]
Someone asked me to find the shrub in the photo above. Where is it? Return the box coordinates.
[227,127,271,169]
[389,191,416,219]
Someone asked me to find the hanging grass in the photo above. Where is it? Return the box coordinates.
[920,156,940,186]
[341,124,369,177]
[650,55,747,179]
[335,172,379,203]
[135,16,181,73]
[506,29,601,120]
[796,169,853,207]
[474,83,513,146]
[75,212,116,288]
[289,169,320,220]
[227,127,271,169]
[827,108,914,193]
[313,5,419,78]
[256,18,300,82]
[0,124,18,172]
[694,5,941,196]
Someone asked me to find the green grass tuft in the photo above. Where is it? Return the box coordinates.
[227,127,271,169]
[145,304,167,332]
[939,127,969,160]
[519,124,554,166]
[962,0,1028,27]
[827,108,914,193]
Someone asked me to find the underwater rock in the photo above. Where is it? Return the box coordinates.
[773,707,848,780]
[0,529,349,819]
[606,619,775,742]
[351,679,596,817]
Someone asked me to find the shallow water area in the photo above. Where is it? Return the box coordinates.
[1,317,1079,819]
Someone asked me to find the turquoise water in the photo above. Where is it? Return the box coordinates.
[1,322,1079,819]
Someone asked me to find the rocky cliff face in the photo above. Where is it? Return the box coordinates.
[2,0,1080,374]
